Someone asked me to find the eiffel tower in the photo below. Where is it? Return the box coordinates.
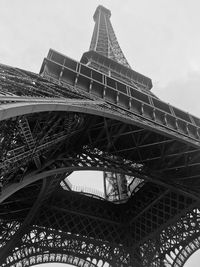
[0,4,200,267]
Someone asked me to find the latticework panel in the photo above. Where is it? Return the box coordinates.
[3,225,130,267]
[89,6,130,68]
[0,10,200,264]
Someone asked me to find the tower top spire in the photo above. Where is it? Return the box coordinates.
[82,5,152,91]
[93,5,111,21]
[89,5,130,68]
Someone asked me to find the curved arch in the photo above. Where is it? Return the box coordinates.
[4,226,127,267]
[0,147,141,203]
[0,101,133,125]
[0,101,174,143]
[172,236,200,267]
[0,179,48,266]
[0,166,129,203]
[5,252,99,267]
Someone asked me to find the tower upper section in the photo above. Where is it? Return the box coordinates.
[93,5,111,20]
[82,5,152,91]
[89,5,130,68]
[41,5,152,92]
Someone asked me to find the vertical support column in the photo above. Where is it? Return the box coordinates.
[104,171,129,202]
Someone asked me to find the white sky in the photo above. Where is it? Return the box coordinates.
[1,0,200,266]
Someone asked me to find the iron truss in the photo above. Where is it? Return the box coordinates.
[1,5,200,266]
[89,5,130,68]
[0,62,200,266]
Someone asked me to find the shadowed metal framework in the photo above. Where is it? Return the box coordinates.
[0,4,200,267]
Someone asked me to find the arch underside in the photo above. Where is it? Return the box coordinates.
[139,208,200,266]
[6,249,107,267]
[172,235,200,267]
[1,65,200,266]
[2,207,200,267]
[3,223,131,267]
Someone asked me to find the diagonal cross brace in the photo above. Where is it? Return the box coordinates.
[18,116,41,168]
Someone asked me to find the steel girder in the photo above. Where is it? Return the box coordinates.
[1,180,200,267]
[0,63,200,266]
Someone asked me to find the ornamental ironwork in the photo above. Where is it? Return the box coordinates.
[0,5,199,267]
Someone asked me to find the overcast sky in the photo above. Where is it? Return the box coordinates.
[1,0,200,266]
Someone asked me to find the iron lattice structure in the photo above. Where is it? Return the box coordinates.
[0,5,200,267]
